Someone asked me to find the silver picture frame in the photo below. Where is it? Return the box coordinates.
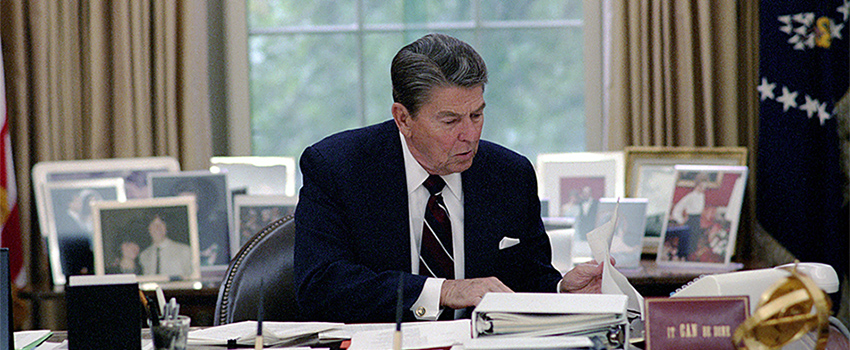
[536,152,626,220]
[232,194,297,256]
[656,165,748,268]
[43,178,127,286]
[92,196,201,282]
[31,157,181,241]
[149,171,232,271]
[209,156,297,197]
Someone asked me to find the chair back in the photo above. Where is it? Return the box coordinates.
[214,215,300,325]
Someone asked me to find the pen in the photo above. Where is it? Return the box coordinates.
[167,297,178,320]
[393,271,403,350]
[156,286,167,317]
[255,279,264,350]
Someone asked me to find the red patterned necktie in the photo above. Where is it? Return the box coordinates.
[418,175,455,279]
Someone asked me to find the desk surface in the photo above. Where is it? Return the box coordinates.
[41,329,345,350]
[20,259,739,330]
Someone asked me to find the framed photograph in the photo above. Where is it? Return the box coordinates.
[149,171,232,270]
[32,157,180,239]
[233,194,297,255]
[569,198,647,269]
[596,198,647,269]
[43,179,127,286]
[210,156,297,197]
[624,147,747,253]
[536,152,625,219]
[657,165,748,268]
[92,196,200,282]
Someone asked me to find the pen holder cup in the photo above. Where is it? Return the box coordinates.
[152,315,191,350]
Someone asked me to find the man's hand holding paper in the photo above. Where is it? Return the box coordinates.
[558,259,612,293]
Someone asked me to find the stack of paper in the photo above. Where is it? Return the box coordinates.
[188,321,343,347]
[472,293,628,340]
[13,330,51,350]
[345,320,471,350]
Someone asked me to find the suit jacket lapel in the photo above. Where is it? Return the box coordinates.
[461,146,491,278]
[374,122,411,272]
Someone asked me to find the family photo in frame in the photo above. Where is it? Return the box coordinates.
[150,171,232,269]
[657,165,748,267]
[91,196,200,282]
[624,147,748,253]
[536,152,625,219]
[233,194,297,255]
[43,179,127,286]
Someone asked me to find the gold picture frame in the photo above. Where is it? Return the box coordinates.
[623,146,748,254]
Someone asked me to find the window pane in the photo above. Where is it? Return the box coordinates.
[363,1,473,25]
[477,28,585,156]
[248,0,357,28]
[480,0,583,21]
[362,33,403,125]
[361,30,478,126]
[250,34,360,156]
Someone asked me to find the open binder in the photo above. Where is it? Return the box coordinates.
[472,293,629,347]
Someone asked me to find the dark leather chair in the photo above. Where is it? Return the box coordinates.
[214,215,301,325]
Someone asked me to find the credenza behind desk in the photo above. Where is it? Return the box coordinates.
[19,282,220,330]
[20,259,714,330]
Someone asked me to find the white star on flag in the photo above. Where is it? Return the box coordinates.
[792,12,815,26]
[838,1,850,21]
[831,21,844,40]
[758,78,776,101]
[800,95,820,118]
[779,15,794,34]
[817,102,831,125]
[776,87,799,111]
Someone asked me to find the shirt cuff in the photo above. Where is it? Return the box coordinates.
[410,277,445,320]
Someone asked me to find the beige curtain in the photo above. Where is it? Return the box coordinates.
[607,0,794,268]
[608,0,758,149]
[0,0,212,325]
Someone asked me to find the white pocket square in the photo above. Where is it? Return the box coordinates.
[499,237,521,250]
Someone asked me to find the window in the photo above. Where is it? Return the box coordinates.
[227,0,605,164]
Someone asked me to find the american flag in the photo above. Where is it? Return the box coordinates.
[0,37,24,287]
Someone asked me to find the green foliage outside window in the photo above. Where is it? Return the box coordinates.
[248,0,586,161]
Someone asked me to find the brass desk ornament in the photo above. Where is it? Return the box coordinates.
[732,262,832,350]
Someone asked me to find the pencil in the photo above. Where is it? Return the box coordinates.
[393,272,403,350]
[255,279,264,350]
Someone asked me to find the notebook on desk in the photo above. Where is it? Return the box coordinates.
[1,248,12,350]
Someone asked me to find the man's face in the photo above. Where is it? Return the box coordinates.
[148,216,167,243]
[394,85,485,175]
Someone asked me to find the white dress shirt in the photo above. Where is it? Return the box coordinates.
[671,190,705,224]
[139,238,193,277]
[400,132,465,320]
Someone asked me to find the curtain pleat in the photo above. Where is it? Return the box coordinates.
[611,0,754,149]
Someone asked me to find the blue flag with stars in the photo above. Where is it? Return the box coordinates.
[758,0,848,295]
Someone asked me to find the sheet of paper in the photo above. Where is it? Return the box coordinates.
[14,330,52,350]
[347,319,471,350]
[319,323,395,341]
[188,320,342,345]
[586,200,645,317]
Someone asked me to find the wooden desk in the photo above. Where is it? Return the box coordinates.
[624,259,743,297]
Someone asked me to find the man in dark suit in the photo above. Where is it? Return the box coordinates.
[295,33,604,323]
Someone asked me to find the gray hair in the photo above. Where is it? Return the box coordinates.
[391,33,488,117]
